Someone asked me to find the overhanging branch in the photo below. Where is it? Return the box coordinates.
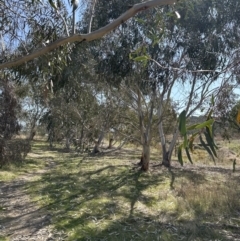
[0,0,175,70]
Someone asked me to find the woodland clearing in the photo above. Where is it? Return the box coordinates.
[0,139,240,241]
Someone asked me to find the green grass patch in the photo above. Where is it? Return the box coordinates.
[2,139,240,240]
[23,141,240,240]
[0,140,56,181]
[0,236,9,241]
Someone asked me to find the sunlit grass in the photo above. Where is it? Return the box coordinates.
[0,140,56,181]
[2,139,240,240]
[0,236,9,241]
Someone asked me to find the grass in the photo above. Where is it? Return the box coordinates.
[0,236,8,241]
[0,140,55,182]
[2,139,240,240]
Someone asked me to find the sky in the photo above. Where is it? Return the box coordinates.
[62,0,240,118]
[2,0,239,118]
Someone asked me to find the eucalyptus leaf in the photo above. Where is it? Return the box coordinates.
[133,56,149,62]
[185,147,193,164]
[178,146,183,166]
[187,119,214,131]
[179,110,186,136]
[199,135,215,163]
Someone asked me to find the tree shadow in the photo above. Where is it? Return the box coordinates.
[16,142,240,241]
[0,180,52,239]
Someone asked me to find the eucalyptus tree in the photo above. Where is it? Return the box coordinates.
[0,79,21,140]
[85,2,154,169]
[213,86,240,139]
[0,0,70,68]
[41,41,101,150]
[0,0,72,139]
[15,79,47,140]
[131,0,240,167]
[0,0,177,70]
[44,82,99,150]
[1,0,240,170]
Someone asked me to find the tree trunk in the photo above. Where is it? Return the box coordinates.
[107,138,114,149]
[28,117,37,141]
[162,151,171,167]
[160,125,179,168]
[97,130,105,145]
[78,125,84,152]
[158,119,170,167]
[141,144,150,171]
[28,129,36,141]
[168,129,179,158]
[48,129,54,148]
[93,141,100,153]
[65,137,71,151]
[139,152,143,166]
[158,102,171,167]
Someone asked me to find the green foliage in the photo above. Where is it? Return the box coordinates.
[48,0,61,10]
[177,109,217,165]
[2,0,240,170]
[233,159,236,173]
[213,87,240,139]
[178,110,187,136]
[177,145,183,165]
[0,79,21,140]
[0,139,31,168]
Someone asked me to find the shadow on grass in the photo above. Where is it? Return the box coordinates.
[0,179,53,239]
[67,217,233,241]
[23,141,240,241]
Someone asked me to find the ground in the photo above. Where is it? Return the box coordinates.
[0,153,66,241]
[0,139,240,241]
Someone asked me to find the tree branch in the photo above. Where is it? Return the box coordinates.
[0,0,175,70]
[88,0,97,33]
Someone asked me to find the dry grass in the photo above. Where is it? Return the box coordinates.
[1,139,240,240]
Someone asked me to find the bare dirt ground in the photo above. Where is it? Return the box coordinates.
[0,160,66,241]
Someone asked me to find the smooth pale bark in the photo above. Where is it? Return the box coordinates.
[0,0,175,70]
[136,86,155,171]
[158,106,179,167]
[158,119,169,166]
[88,0,97,33]
[72,8,76,34]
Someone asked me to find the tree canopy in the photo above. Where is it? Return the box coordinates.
[1,0,240,169]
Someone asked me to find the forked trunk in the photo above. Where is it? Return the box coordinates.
[136,86,154,172]
[92,130,105,154]
[158,120,170,167]
[158,101,178,167]
[162,151,171,167]
[160,127,179,167]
